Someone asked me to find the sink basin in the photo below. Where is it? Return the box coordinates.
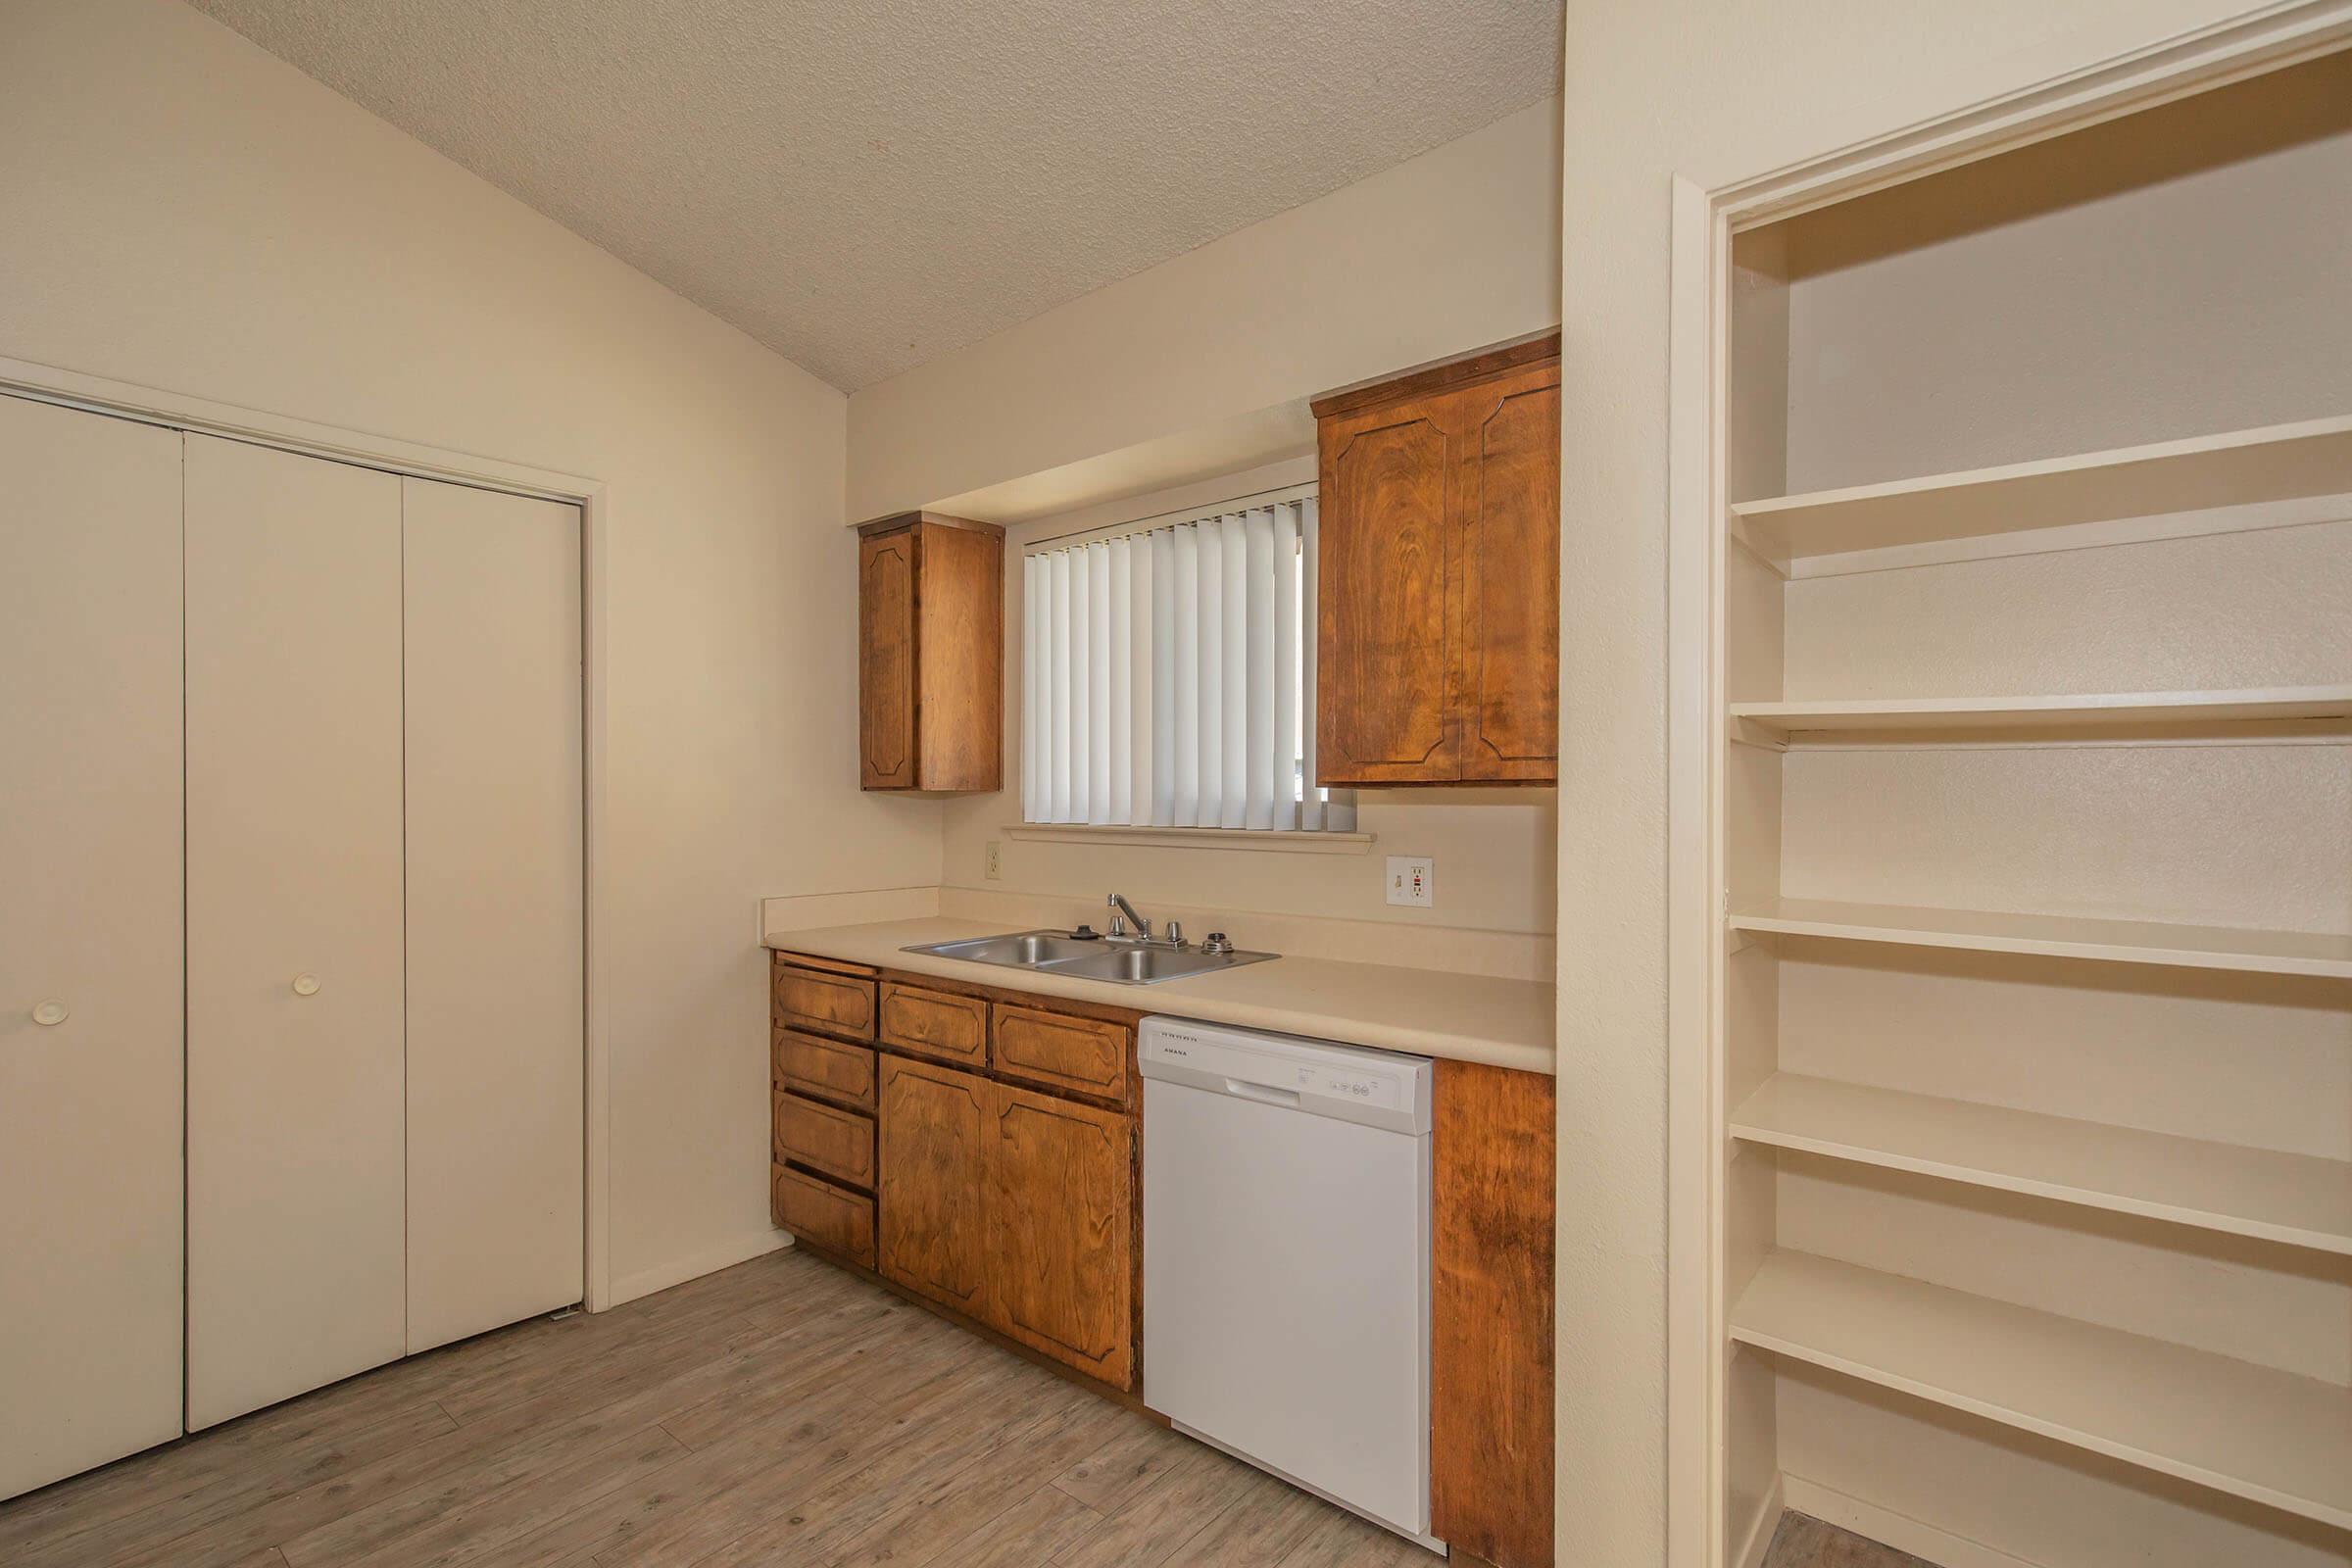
[905,930,1107,968]
[901,929,1277,986]
[1046,945,1274,986]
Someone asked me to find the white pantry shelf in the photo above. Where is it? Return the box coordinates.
[1729,685,2352,743]
[1731,413,2352,564]
[1731,1074,2352,1255]
[1730,1250,2352,1531]
[1728,897,2352,979]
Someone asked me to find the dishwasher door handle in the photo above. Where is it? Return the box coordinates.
[1221,1077,1301,1108]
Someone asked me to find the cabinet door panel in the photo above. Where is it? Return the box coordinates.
[877,1055,991,1318]
[879,981,988,1068]
[0,397,186,1499]
[858,527,917,789]
[772,1164,875,1267]
[994,1005,1129,1102]
[774,1028,878,1110]
[989,1083,1134,1389]
[1459,372,1560,781]
[913,520,1004,791]
[185,435,408,1429]
[774,1090,876,1190]
[775,963,877,1041]
[402,478,584,1354]
[1431,1060,1556,1567]
[1318,413,1456,783]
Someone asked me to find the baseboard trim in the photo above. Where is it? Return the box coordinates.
[1734,1473,1786,1568]
[608,1229,793,1309]
[1781,1475,2041,1568]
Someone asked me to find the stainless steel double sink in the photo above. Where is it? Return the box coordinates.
[901,929,1276,987]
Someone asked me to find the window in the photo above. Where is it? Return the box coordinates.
[1020,493,1356,832]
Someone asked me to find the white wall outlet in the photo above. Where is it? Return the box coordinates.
[984,841,1003,880]
[1386,856,1434,908]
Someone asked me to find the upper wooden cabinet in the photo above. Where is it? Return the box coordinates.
[855,512,1004,792]
[1312,336,1560,785]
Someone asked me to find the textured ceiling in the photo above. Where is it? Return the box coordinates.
[186,0,1563,391]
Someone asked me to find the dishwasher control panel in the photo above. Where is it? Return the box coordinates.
[1138,1017,1431,1134]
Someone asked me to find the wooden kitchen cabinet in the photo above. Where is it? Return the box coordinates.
[772,961,876,1041]
[878,980,989,1069]
[1431,1059,1557,1568]
[773,946,1554,1522]
[1312,336,1560,785]
[988,1082,1136,1389]
[875,1054,992,1320]
[856,512,1004,792]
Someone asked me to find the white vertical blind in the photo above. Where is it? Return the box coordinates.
[1022,494,1356,833]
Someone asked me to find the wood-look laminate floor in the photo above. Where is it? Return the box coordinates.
[0,1246,1440,1568]
[1763,1511,1939,1568]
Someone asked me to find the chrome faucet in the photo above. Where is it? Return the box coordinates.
[1106,892,1152,942]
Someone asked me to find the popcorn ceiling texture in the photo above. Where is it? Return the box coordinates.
[188,0,1564,391]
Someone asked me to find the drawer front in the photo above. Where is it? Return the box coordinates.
[771,1162,875,1267]
[773,1028,878,1111]
[773,963,876,1041]
[878,982,988,1068]
[774,1090,876,1189]
[993,1005,1130,1102]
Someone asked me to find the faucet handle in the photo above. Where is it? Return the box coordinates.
[1164,920,1186,948]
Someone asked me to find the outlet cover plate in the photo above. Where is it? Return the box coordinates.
[1386,856,1434,907]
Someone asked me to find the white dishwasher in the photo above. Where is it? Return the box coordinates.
[1140,1015,1441,1552]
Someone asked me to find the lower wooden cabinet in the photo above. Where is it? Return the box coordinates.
[989,1083,1135,1389]
[872,1054,1138,1390]
[768,947,1554,1552]
[773,1090,876,1190]
[1432,1059,1557,1568]
[771,1163,875,1268]
[875,1054,992,1319]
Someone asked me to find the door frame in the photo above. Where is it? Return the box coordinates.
[1660,3,2352,1562]
[0,353,620,1314]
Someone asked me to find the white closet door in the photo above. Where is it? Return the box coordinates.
[185,435,407,1428]
[402,477,584,1352]
[0,397,185,1499]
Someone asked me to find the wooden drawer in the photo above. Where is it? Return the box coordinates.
[994,1004,1130,1102]
[878,982,988,1068]
[773,1090,876,1190]
[773,962,876,1041]
[771,1162,875,1267]
[772,1028,877,1111]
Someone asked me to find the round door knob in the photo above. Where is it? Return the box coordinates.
[31,1000,69,1026]
[291,973,321,997]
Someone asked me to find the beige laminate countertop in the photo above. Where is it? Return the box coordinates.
[763,917,1556,1075]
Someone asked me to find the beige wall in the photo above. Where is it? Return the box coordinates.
[937,461,1559,974]
[847,96,1563,520]
[1781,49,2352,492]
[1551,1,2285,1560]
[0,0,941,1303]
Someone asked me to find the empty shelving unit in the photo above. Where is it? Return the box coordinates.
[1699,46,2352,1568]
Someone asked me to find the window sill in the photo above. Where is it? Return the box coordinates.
[1004,823,1375,856]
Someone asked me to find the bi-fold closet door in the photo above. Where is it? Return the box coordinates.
[0,396,187,1501]
[183,433,586,1428]
[1,395,585,1498]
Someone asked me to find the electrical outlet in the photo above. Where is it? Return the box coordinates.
[1386,856,1434,908]
[984,841,1003,880]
